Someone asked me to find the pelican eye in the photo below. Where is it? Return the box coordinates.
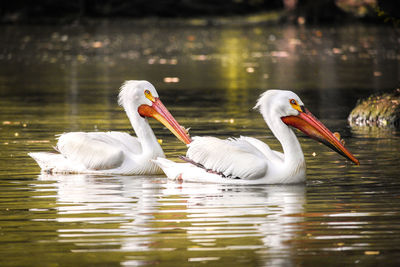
[144,89,155,102]
[289,98,303,112]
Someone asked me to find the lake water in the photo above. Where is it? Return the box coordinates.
[1,21,400,266]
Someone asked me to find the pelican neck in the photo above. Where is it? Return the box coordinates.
[125,105,163,157]
[267,114,305,167]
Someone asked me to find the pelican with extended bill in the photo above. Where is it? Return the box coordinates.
[155,90,359,184]
[29,80,191,175]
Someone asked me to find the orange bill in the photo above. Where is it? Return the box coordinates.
[138,98,192,144]
[282,108,359,165]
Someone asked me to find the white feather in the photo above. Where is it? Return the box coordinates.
[56,132,139,170]
[186,136,268,179]
[153,157,270,185]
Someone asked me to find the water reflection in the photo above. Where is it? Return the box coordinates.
[37,173,305,265]
[164,183,306,266]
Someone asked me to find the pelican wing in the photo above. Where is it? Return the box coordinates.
[186,136,269,180]
[56,132,141,170]
[237,136,284,162]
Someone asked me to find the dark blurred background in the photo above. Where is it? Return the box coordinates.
[1,0,399,24]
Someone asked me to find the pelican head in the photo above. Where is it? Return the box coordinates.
[118,80,159,108]
[255,90,359,165]
[119,80,191,144]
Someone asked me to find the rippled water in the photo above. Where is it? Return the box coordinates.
[1,22,400,266]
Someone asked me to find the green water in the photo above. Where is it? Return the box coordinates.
[1,22,400,266]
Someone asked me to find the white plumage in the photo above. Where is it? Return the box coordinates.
[57,132,129,170]
[187,136,268,179]
[155,90,359,184]
[29,80,191,175]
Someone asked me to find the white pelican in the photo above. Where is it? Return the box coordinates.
[155,90,359,184]
[29,80,191,175]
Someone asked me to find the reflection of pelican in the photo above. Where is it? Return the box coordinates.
[156,90,359,184]
[29,81,191,175]
[37,173,162,234]
[163,181,306,266]
[37,173,305,266]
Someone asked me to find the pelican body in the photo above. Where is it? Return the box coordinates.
[29,80,191,175]
[155,90,359,184]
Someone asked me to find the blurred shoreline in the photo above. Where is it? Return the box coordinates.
[1,1,399,26]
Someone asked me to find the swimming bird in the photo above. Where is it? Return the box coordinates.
[155,90,359,184]
[29,80,191,175]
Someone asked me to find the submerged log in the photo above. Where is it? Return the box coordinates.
[348,89,400,128]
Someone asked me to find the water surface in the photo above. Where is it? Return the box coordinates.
[1,22,400,266]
